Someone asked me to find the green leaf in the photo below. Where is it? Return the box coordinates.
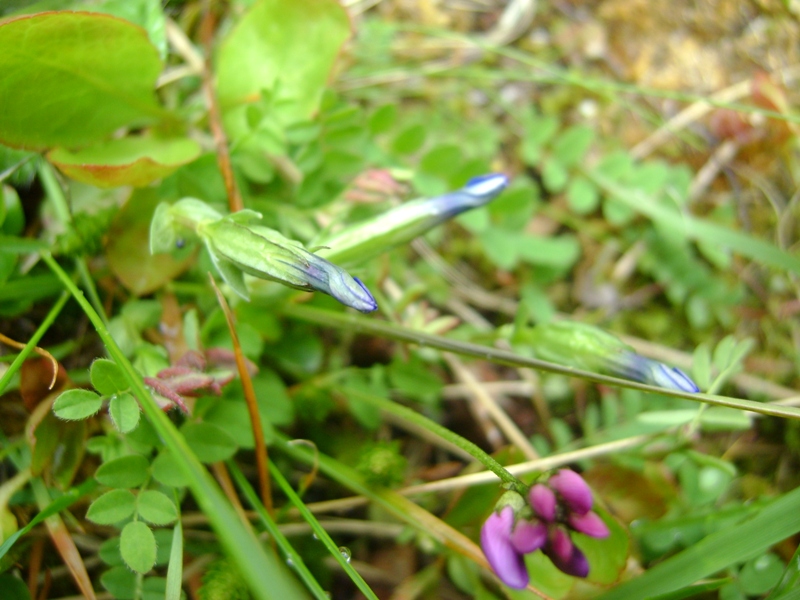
[567,176,600,214]
[109,189,195,296]
[151,450,190,488]
[739,553,784,595]
[87,0,168,60]
[99,536,124,566]
[95,454,150,488]
[542,157,569,193]
[216,0,350,135]
[0,12,166,150]
[90,359,127,396]
[391,123,427,155]
[0,574,31,600]
[86,489,137,524]
[109,392,141,433]
[48,137,201,188]
[518,234,581,269]
[137,490,177,525]
[52,389,103,420]
[100,566,137,599]
[181,422,238,463]
[552,125,595,166]
[120,520,157,574]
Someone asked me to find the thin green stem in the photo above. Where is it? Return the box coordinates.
[0,290,69,396]
[40,252,307,600]
[342,386,524,490]
[281,304,800,421]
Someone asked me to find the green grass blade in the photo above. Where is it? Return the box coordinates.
[227,461,329,599]
[267,459,380,600]
[597,485,800,600]
[41,252,308,600]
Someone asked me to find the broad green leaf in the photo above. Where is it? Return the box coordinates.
[109,393,141,433]
[100,565,136,599]
[598,485,800,600]
[181,422,238,463]
[106,189,195,296]
[120,520,157,574]
[95,454,149,489]
[52,389,103,420]
[216,0,350,137]
[86,489,136,524]
[48,137,201,188]
[0,12,167,150]
[90,359,127,396]
[136,490,177,525]
[86,0,168,59]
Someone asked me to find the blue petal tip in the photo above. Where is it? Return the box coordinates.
[465,173,509,198]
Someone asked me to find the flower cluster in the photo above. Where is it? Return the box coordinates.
[481,470,609,590]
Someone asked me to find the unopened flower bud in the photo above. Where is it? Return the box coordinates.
[568,511,610,538]
[315,173,509,266]
[529,484,556,522]
[524,321,700,393]
[549,470,594,515]
[510,519,548,554]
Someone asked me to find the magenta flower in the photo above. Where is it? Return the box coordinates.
[481,470,609,588]
[510,519,548,554]
[480,506,529,589]
[529,484,557,522]
[549,469,594,515]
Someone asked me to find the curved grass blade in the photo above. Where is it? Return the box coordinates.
[41,252,307,600]
[228,461,329,600]
[266,458,380,600]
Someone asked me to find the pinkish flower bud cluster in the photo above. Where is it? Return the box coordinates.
[480,470,610,590]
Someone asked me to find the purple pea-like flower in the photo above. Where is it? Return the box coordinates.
[510,519,548,554]
[568,511,610,538]
[480,506,529,590]
[529,484,557,522]
[549,469,594,515]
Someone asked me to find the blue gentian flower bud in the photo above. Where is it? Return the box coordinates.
[315,173,509,266]
[150,199,377,312]
[521,321,700,393]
